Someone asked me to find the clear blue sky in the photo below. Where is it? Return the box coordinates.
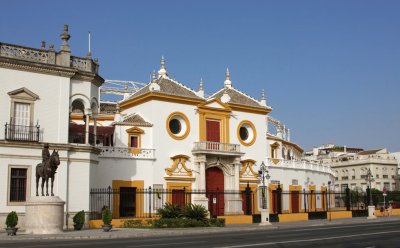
[1,0,399,152]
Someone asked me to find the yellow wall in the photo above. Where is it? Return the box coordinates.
[278,213,308,222]
[328,211,352,219]
[217,215,252,225]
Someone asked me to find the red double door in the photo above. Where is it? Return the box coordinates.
[206,167,224,217]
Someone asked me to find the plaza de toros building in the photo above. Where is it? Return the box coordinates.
[0,26,334,228]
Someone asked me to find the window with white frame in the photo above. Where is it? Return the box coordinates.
[8,165,31,204]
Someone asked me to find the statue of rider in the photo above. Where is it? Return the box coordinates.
[42,143,51,172]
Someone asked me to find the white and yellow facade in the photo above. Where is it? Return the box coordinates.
[0,27,336,228]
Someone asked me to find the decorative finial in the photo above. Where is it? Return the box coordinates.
[151,70,156,81]
[116,103,120,114]
[199,78,203,91]
[49,44,55,51]
[87,31,91,57]
[224,67,232,88]
[158,56,168,78]
[41,41,46,50]
[60,24,71,52]
[198,78,204,98]
[260,89,267,106]
[221,87,231,103]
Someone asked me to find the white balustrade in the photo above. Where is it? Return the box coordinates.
[193,141,241,153]
[98,146,155,159]
[267,158,334,175]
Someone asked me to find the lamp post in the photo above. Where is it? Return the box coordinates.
[328,181,331,221]
[258,161,271,225]
[365,168,376,219]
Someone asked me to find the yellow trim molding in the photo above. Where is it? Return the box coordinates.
[126,126,144,153]
[237,120,257,146]
[166,112,190,140]
[198,99,231,143]
[240,159,258,180]
[112,180,144,218]
[166,182,192,204]
[289,185,302,213]
[165,155,193,177]
[120,92,203,110]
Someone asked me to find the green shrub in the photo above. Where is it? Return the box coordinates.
[182,204,208,221]
[210,218,225,227]
[157,203,182,219]
[123,219,147,228]
[151,218,209,228]
[102,208,112,225]
[73,210,85,225]
[6,211,18,228]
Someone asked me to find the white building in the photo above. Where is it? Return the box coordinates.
[0,26,335,228]
[304,145,399,192]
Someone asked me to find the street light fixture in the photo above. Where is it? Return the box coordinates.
[365,168,374,206]
[258,161,271,225]
[258,161,270,209]
[365,168,376,219]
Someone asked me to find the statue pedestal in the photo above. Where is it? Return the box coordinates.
[25,196,65,234]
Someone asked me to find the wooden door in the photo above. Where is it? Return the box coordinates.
[119,187,136,217]
[291,191,300,213]
[272,190,278,213]
[206,167,224,216]
[172,189,185,208]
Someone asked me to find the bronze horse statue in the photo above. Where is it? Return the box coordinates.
[36,150,60,196]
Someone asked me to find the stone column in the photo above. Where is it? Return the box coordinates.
[84,109,91,145]
[93,115,97,146]
[234,157,241,192]
[193,155,208,210]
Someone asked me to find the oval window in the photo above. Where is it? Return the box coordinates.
[169,119,182,134]
[239,126,249,141]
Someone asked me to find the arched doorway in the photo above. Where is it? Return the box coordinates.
[206,167,224,216]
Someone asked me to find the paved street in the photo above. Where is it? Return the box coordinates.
[1,219,400,248]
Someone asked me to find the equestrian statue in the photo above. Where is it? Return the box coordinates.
[36,143,60,196]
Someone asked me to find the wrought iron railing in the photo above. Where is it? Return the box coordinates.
[4,123,41,142]
[192,141,241,153]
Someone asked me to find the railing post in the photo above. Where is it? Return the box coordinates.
[148,186,152,218]
[303,189,307,212]
[4,122,7,140]
[245,182,251,215]
[36,123,40,142]
[277,185,282,214]
[345,186,350,211]
[107,185,111,209]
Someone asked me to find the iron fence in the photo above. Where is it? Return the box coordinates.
[4,123,41,142]
[89,186,400,220]
[89,186,256,220]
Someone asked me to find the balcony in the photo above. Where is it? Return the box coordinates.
[192,141,243,156]
[98,146,155,160]
[4,123,41,142]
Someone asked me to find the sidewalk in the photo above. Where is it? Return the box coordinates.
[1,215,400,241]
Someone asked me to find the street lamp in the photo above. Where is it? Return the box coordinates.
[365,168,376,219]
[365,168,374,206]
[258,161,270,209]
[258,161,271,225]
[328,181,331,221]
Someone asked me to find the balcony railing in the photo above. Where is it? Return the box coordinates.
[4,123,41,142]
[192,141,241,154]
[98,146,155,160]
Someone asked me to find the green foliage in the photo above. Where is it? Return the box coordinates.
[102,208,112,225]
[6,211,18,228]
[182,204,208,221]
[210,218,225,227]
[123,219,153,228]
[73,210,85,225]
[151,218,209,228]
[157,203,182,219]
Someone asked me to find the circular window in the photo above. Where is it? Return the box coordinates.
[237,120,256,146]
[169,119,182,134]
[239,126,249,140]
[166,112,190,140]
